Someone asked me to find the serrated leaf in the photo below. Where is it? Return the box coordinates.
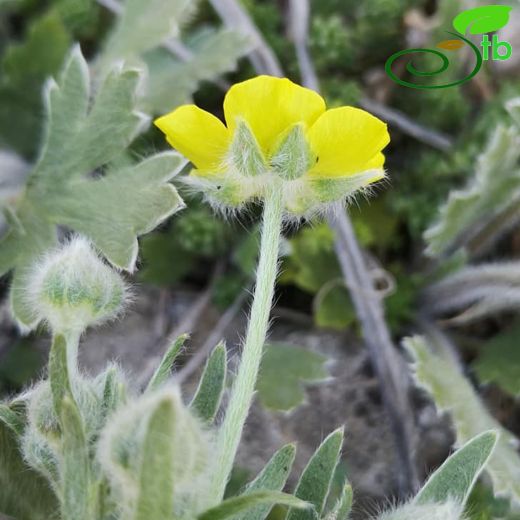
[198,491,310,520]
[406,336,520,505]
[414,431,497,507]
[425,111,520,257]
[453,5,512,35]
[135,397,175,520]
[99,0,192,67]
[257,343,329,412]
[145,28,250,112]
[473,322,520,396]
[146,334,188,392]
[0,47,185,327]
[190,342,227,423]
[236,444,297,520]
[287,428,344,520]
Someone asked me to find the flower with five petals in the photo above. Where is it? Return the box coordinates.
[155,75,390,216]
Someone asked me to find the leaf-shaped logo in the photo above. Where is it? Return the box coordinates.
[453,5,513,35]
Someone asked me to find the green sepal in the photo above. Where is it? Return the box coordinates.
[229,119,267,177]
[198,491,310,520]
[309,170,383,204]
[190,342,227,423]
[286,428,344,520]
[146,333,188,392]
[236,444,297,520]
[272,124,315,180]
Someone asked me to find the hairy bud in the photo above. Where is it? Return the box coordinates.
[22,237,128,334]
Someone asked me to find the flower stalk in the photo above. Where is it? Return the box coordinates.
[209,182,284,504]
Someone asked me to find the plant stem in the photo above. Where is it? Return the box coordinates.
[209,184,284,504]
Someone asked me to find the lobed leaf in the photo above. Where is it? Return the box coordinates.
[424,107,520,258]
[146,28,250,113]
[257,343,329,412]
[0,47,185,327]
[99,0,192,67]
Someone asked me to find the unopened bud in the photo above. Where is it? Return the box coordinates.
[24,237,128,334]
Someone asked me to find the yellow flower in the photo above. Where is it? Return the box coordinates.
[155,75,390,215]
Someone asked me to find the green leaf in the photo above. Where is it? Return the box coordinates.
[406,336,520,506]
[0,416,58,520]
[287,428,344,520]
[0,47,185,327]
[135,397,175,520]
[453,5,512,35]
[281,224,341,293]
[257,343,329,412]
[314,282,355,330]
[473,322,520,396]
[236,444,297,520]
[146,334,188,392]
[145,28,250,112]
[0,10,71,158]
[414,431,497,507]
[60,396,94,520]
[99,0,192,67]
[190,342,227,423]
[324,484,353,520]
[425,114,520,257]
[198,491,310,520]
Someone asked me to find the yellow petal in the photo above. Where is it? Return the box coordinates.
[306,107,390,178]
[155,105,230,170]
[223,75,326,156]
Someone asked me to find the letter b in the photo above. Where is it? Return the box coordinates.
[492,34,512,61]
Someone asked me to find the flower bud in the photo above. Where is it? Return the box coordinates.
[23,237,128,334]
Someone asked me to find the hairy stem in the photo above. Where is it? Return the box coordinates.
[209,185,284,504]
